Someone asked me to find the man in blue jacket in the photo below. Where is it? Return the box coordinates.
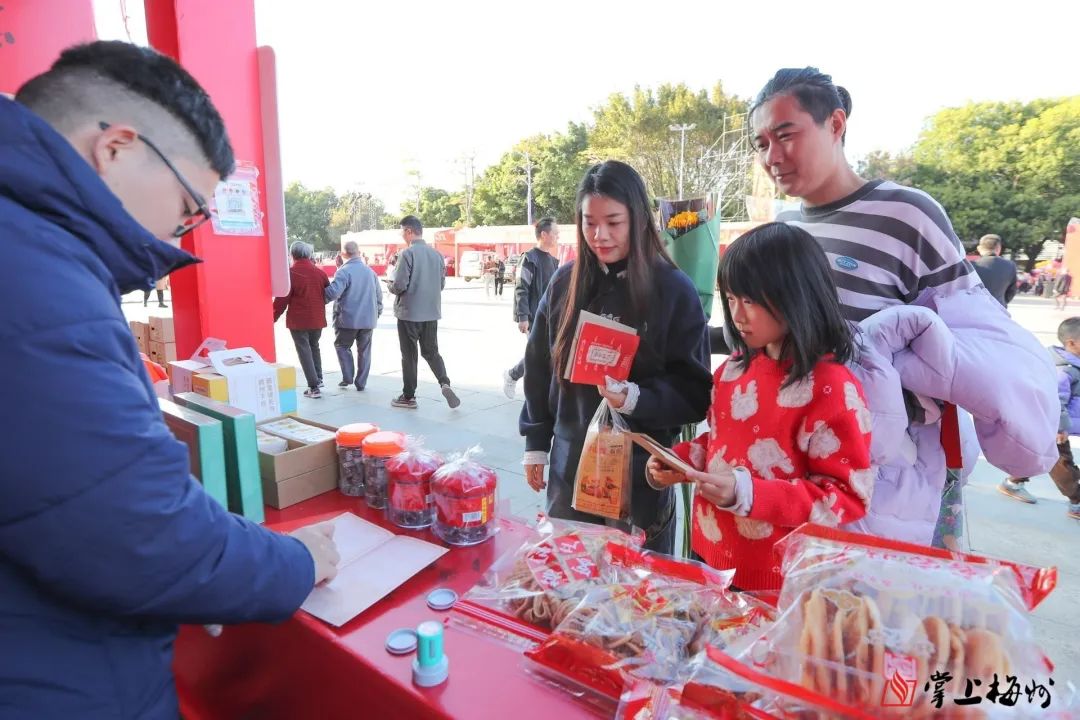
[1,42,339,719]
[325,240,383,391]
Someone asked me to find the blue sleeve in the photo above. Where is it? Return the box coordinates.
[520,286,556,452]
[0,318,314,625]
[325,267,349,302]
[629,276,712,428]
[375,267,384,316]
[1058,368,1072,433]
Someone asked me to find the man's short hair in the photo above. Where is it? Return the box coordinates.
[978,234,1003,254]
[535,216,557,239]
[290,241,313,260]
[400,215,423,235]
[1059,317,1080,344]
[343,241,359,256]
[15,41,235,178]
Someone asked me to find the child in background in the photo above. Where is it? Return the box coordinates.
[648,222,873,592]
[1001,316,1080,518]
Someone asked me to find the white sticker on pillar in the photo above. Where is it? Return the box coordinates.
[211,161,264,236]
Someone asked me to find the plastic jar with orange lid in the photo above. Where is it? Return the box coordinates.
[336,423,379,496]
[362,431,407,510]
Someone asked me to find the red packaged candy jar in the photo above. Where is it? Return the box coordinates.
[385,443,443,530]
[431,449,498,546]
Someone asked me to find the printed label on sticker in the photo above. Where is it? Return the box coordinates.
[567,556,599,580]
[533,565,570,590]
[526,542,555,564]
[434,492,494,528]
[554,536,587,555]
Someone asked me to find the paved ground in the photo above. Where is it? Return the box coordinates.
[125,284,1080,687]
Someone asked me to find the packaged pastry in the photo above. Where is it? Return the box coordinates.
[573,400,632,522]
[259,417,336,444]
[459,516,643,633]
[525,547,738,702]
[725,524,1059,718]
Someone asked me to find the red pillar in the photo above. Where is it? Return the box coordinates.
[0,1,97,94]
[145,0,277,361]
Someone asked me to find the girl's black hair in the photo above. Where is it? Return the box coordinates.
[750,67,852,144]
[718,222,856,385]
[552,160,674,379]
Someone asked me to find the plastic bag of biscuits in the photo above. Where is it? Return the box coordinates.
[456,516,644,641]
[525,580,719,703]
[600,544,768,656]
[525,548,737,705]
[722,524,1066,718]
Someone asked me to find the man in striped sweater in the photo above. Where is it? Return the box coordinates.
[775,180,981,322]
[731,67,1059,543]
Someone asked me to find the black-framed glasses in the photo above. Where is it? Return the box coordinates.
[99,121,212,238]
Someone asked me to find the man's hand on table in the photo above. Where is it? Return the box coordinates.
[292,521,341,585]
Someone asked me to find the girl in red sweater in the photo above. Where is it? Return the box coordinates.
[649,222,873,592]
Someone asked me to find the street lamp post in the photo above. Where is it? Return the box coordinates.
[669,123,696,199]
[521,151,534,225]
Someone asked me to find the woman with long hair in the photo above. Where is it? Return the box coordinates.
[519,160,712,553]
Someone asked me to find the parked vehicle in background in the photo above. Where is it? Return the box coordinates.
[459,250,496,281]
[504,253,522,286]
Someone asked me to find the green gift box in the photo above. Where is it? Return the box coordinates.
[173,392,264,524]
[158,398,229,511]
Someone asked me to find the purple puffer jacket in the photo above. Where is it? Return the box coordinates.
[1050,346,1080,435]
[847,286,1058,545]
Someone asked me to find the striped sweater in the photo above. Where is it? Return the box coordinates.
[776,180,981,322]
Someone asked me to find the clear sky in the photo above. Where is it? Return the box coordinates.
[95,0,1079,208]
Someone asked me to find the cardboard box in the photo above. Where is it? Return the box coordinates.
[193,372,229,402]
[206,348,280,421]
[158,398,229,509]
[270,363,297,391]
[259,417,337,444]
[149,316,175,343]
[149,340,177,364]
[173,392,264,523]
[169,360,211,395]
[262,463,337,509]
[129,321,150,353]
[257,416,339,509]
[167,339,226,395]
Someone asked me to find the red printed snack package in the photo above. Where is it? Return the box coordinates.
[526,547,741,702]
[431,446,498,546]
[385,437,442,529]
[459,516,644,636]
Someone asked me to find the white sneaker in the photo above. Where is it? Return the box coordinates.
[502,369,518,399]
